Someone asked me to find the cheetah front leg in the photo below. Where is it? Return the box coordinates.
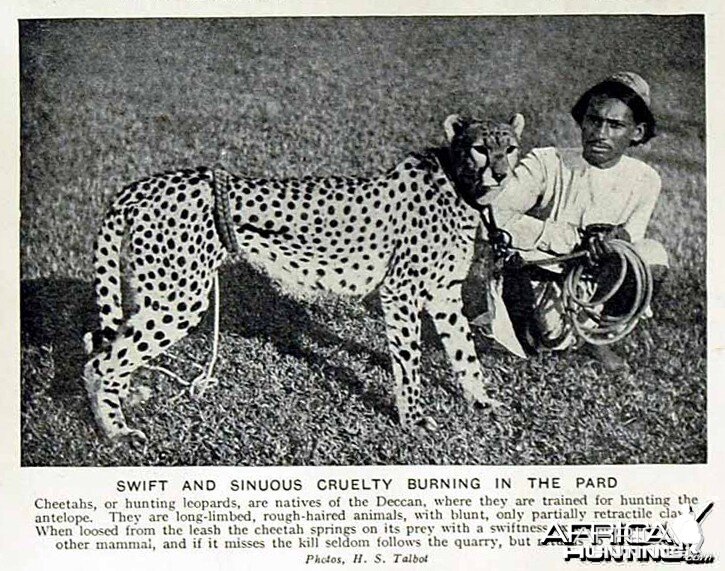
[379,284,437,431]
[427,285,500,410]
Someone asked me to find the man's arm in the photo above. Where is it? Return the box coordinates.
[621,168,661,243]
[492,149,580,254]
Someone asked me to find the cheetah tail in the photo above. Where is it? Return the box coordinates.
[85,206,127,355]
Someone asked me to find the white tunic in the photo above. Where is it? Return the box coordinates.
[478,147,665,357]
[489,147,661,253]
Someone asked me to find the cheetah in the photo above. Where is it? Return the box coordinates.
[84,113,525,444]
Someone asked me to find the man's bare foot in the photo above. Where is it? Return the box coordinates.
[587,344,628,372]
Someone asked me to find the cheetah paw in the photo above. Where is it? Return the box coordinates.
[401,415,438,433]
[461,385,502,410]
[417,416,439,432]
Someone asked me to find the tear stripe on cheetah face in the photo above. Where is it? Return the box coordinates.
[444,113,524,209]
[84,115,524,441]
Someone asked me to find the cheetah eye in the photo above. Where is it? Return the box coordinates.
[506,146,518,154]
[472,145,488,154]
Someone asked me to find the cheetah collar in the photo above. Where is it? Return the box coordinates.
[430,148,490,213]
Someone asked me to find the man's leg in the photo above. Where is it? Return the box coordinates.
[601,238,669,316]
[590,238,669,371]
[502,265,575,353]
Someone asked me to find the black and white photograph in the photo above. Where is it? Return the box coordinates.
[19,14,706,467]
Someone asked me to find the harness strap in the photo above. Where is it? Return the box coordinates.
[211,167,240,254]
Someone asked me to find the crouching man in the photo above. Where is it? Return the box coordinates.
[482,72,668,371]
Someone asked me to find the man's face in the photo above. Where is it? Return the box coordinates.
[580,94,646,168]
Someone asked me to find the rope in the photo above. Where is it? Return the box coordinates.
[189,272,221,399]
[212,167,240,254]
[478,206,653,346]
[146,271,220,399]
[560,239,653,345]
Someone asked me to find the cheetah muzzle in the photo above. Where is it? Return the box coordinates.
[84,113,525,444]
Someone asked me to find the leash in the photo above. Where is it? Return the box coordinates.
[561,239,653,345]
[163,167,239,400]
[478,205,653,346]
[211,167,241,254]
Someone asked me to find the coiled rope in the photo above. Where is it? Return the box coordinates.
[479,205,653,346]
[560,239,653,345]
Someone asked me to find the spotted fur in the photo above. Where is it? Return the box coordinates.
[84,114,525,443]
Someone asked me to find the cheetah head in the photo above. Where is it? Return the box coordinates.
[443,113,525,206]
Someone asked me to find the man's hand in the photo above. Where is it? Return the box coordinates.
[538,219,581,254]
[581,223,630,260]
[489,228,513,259]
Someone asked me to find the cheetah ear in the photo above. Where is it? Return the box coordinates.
[444,114,465,142]
[509,113,525,139]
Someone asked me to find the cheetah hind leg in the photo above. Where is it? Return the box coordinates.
[83,292,214,446]
[83,359,148,450]
[105,273,221,401]
[136,273,222,400]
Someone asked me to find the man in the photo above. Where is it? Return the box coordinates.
[483,72,668,371]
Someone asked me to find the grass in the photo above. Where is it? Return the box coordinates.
[20,16,705,466]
